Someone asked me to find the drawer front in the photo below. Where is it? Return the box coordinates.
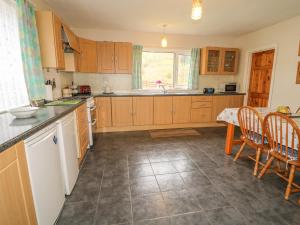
[79,127,89,153]
[191,108,212,123]
[191,101,212,108]
[191,96,212,102]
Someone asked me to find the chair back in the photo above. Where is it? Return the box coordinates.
[238,106,264,146]
[263,112,300,162]
[296,107,300,114]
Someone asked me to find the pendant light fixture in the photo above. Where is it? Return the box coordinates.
[191,0,202,20]
[161,24,168,48]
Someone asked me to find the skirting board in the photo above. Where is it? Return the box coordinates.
[94,122,226,133]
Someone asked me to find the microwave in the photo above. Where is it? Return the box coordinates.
[219,83,238,93]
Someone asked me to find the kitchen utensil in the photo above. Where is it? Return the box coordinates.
[10,106,39,119]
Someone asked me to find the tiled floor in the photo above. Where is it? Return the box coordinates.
[57,127,300,225]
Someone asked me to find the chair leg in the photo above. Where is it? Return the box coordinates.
[258,156,274,179]
[253,147,261,176]
[285,165,296,200]
[233,142,246,162]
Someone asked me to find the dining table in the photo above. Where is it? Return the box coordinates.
[217,107,300,155]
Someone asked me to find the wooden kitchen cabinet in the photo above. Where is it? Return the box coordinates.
[153,96,173,125]
[0,142,37,225]
[172,96,191,124]
[62,24,80,53]
[77,38,98,73]
[133,97,154,126]
[115,42,133,74]
[97,42,132,74]
[201,47,239,75]
[96,97,112,128]
[97,42,115,73]
[190,96,212,123]
[36,11,65,69]
[75,103,89,163]
[112,97,133,127]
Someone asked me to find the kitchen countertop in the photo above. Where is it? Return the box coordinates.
[94,91,246,97]
[0,100,85,153]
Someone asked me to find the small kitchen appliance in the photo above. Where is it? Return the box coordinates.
[219,83,238,93]
[203,88,215,94]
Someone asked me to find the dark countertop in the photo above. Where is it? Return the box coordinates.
[0,101,85,153]
[94,92,246,97]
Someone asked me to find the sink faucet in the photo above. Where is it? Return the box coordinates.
[159,84,167,94]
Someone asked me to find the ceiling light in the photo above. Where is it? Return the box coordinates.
[191,0,202,20]
[161,25,168,48]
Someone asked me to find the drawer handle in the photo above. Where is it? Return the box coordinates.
[91,119,97,126]
[90,106,96,111]
[53,136,58,144]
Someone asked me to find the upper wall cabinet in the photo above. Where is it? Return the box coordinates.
[201,47,239,75]
[97,42,132,74]
[36,11,65,69]
[77,38,98,73]
[62,24,80,53]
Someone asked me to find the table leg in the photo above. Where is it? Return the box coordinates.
[225,123,235,155]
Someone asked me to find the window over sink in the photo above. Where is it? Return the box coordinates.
[141,49,191,90]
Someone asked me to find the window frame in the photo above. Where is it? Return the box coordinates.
[142,48,191,90]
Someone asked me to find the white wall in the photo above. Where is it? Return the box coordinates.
[236,15,300,111]
[72,28,239,92]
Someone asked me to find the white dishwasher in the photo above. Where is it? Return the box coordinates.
[25,123,65,225]
[56,112,79,195]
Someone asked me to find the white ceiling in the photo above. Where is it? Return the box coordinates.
[43,0,300,36]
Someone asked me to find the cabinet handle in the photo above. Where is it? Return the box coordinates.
[53,136,58,144]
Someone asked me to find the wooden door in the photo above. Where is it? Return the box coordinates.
[153,96,173,125]
[115,42,133,74]
[112,97,133,127]
[133,97,154,126]
[201,47,222,74]
[247,49,275,107]
[172,96,191,124]
[78,38,97,73]
[53,14,65,69]
[96,97,112,128]
[221,48,239,75]
[97,42,115,73]
[0,142,37,225]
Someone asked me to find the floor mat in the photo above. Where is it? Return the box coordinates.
[149,128,201,138]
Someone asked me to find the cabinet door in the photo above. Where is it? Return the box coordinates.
[229,95,244,108]
[133,97,153,126]
[53,14,65,69]
[212,96,231,121]
[96,97,112,128]
[221,48,239,75]
[78,38,97,73]
[97,42,115,73]
[62,24,80,53]
[112,97,133,127]
[0,142,37,225]
[173,96,191,124]
[153,96,173,125]
[76,104,89,162]
[201,47,221,74]
[115,42,133,74]
[191,108,212,123]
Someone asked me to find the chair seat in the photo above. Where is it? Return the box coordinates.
[272,145,298,161]
[246,133,268,145]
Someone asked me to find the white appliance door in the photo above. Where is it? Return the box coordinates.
[25,126,65,225]
[58,113,79,195]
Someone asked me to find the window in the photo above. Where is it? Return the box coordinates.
[0,0,29,112]
[141,50,191,89]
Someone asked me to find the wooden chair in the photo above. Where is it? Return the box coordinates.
[258,112,300,200]
[234,106,266,176]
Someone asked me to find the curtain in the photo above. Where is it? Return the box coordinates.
[188,48,201,90]
[132,45,143,89]
[17,0,45,100]
[0,0,29,111]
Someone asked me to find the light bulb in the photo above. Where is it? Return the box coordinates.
[161,36,168,48]
[191,0,202,20]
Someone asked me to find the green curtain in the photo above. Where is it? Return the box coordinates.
[188,48,201,90]
[132,45,143,89]
[17,0,45,100]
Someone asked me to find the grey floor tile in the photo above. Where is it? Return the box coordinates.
[180,171,211,187]
[206,207,249,225]
[57,201,96,225]
[132,193,169,221]
[198,192,230,210]
[171,159,198,172]
[129,164,154,178]
[156,173,185,191]
[135,217,172,225]
[171,212,211,225]
[148,151,170,163]
[130,176,160,196]
[151,162,177,175]
[128,153,150,165]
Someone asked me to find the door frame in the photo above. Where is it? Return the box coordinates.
[243,44,278,108]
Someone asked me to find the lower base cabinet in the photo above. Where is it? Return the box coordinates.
[0,142,37,225]
[154,96,173,125]
[133,97,154,126]
[172,96,191,124]
[76,103,89,163]
[112,97,133,127]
